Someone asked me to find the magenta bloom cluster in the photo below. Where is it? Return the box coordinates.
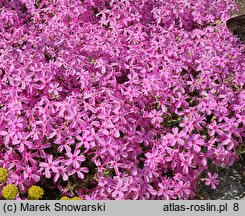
[0,0,244,200]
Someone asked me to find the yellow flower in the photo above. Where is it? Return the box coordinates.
[28,186,44,200]
[60,196,71,200]
[0,167,8,183]
[2,184,19,200]
[71,197,82,200]
[60,196,82,200]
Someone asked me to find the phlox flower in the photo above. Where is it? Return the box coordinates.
[76,130,95,150]
[64,149,86,168]
[166,127,186,146]
[111,180,128,200]
[157,180,175,200]
[204,172,220,189]
[39,155,60,179]
[185,134,205,152]
[12,134,32,153]
[147,110,164,125]
[53,166,69,182]
[23,166,41,183]
[145,150,162,169]
[174,180,191,199]
[179,153,195,175]
[68,166,89,180]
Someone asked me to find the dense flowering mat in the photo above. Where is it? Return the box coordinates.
[0,0,244,200]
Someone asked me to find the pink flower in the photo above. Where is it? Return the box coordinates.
[205,172,220,189]
[64,149,86,168]
[10,172,31,192]
[23,166,40,183]
[207,120,224,136]
[12,134,32,153]
[179,153,194,174]
[166,127,186,146]
[64,109,86,128]
[68,166,89,179]
[174,180,191,199]
[39,155,60,179]
[55,136,73,153]
[147,110,163,125]
[76,130,95,150]
[53,166,69,182]
[145,150,162,169]
[111,180,128,199]
[48,83,62,96]
[0,0,243,200]
[185,134,205,152]
[157,180,175,200]
[179,116,194,133]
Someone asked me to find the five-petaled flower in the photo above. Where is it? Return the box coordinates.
[166,127,186,146]
[39,155,60,179]
[205,172,220,189]
[64,149,86,168]
[48,83,63,96]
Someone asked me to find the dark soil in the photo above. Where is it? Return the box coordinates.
[196,160,245,200]
[235,0,245,15]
